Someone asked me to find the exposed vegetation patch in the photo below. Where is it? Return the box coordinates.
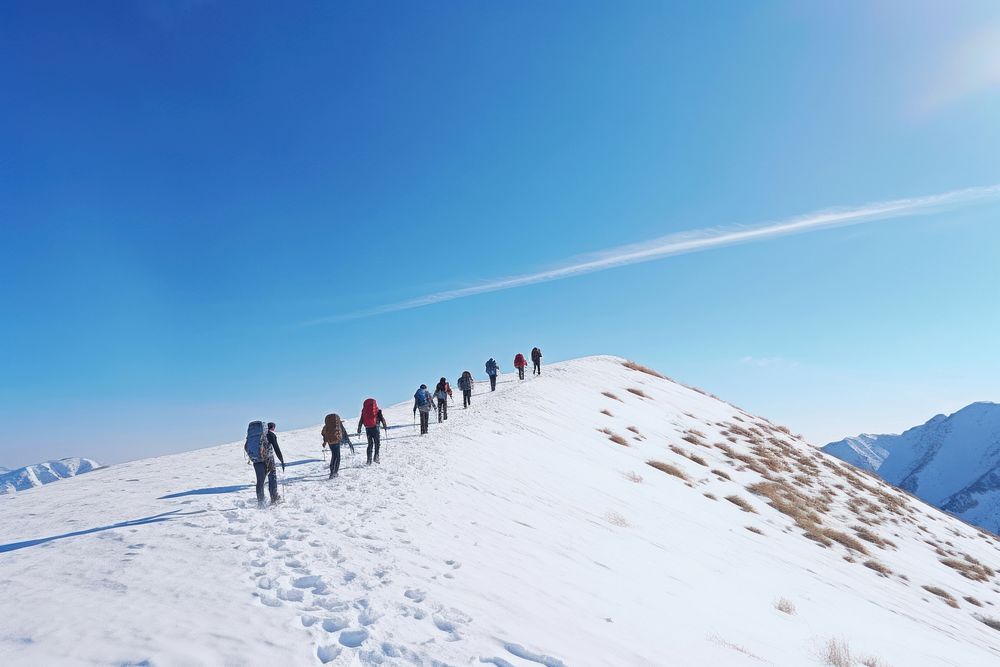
[822,529,870,555]
[977,615,1000,631]
[623,471,643,483]
[745,526,764,535]
[940,555,994,582]
[600,409,614,417]
[922,585,959,608]
[646,460,688,480]
[597,428,629,447]
[774,597,795,614]
[622,360,666,379]
[626,387,650,399]
[602,391,622,402]
[711,468,731,481]
[726,495,757,513]
[863,560,892,577]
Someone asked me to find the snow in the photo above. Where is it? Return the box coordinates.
[0,457,100,494]
[824,402,1000,532]
[2,356,1000,666]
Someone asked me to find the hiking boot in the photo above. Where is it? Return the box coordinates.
[374,457,380,464]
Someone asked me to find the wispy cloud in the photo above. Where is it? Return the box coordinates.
[311,183,1000,324]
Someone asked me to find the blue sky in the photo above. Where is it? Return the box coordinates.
[3,1,999,468]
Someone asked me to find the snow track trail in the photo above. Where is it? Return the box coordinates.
[4,357,1000,665]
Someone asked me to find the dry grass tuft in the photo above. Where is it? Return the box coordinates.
[774,597,795,614]
[940,555,994,582]
[822,638,853,667]
[822,529,870,555]
[602,391,622,402]
[711,468,732,481]
[703,492,717,500]
[646,459,688,480]
[745,525,764,535]
[623,471,643,483]
[626,426,642,435]
[598,428,629,447]
[863,560,892,577]
[853,525,892,549]
[622,360,666,379]
[977,615,1000,631]
[606,511,630,528]
[600,409,614,417]
[965,596,983,607]
[922,585,959,608]
[726,494,757,513]
[626,387,650,399]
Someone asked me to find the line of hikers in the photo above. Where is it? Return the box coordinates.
[243,348,543,507]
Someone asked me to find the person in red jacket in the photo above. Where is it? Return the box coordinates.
[514,352,527,380]
[357,398,388,464]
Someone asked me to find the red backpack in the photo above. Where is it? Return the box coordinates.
[514,353,526,368]
[361,398,379,428]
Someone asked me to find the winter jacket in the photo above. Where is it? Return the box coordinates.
[514,354,527,368]
[434,380,449,401]
[531,348,542,362]
[485,359,498,376]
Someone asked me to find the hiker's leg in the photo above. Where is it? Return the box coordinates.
[372,427,381,461]
[330,444,340,476]
[366,432,374,463]
[490,375,496,391]
[253,462,266,505]
[267,466,278,501]
[442,400,448,420]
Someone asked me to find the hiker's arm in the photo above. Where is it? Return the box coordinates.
[357,417,363,434]
[268,433,285,464]
[378,412,387,428]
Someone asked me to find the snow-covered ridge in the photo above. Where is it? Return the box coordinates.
[824,402,1000,533]
[2,356,1000,666]
[0,457,101,494]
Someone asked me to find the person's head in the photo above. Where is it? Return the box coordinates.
[440,377,446,384]
[267,422,276,431]
[420,384,427,389]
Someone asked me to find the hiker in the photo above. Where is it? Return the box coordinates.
[245,420,285,507]
[531,347,543,375]
[514,352,527,380]
[485,358,500,391]
[357,398,387,464]
[434,377,451,423]
[322,413,347,479]
[413,384,435,435]
[458,370,474,408]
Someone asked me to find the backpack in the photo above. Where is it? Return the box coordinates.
[244,420,272,463]
[514,353,526,367]
[458,372,473,391]
[322,413,343,444]
[486,358,497,375]
[532,347,541,361]
[361,398,379,428]
[414,388,430,407]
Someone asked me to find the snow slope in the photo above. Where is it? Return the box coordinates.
[0,457,100,494]
[2,357,1000,666]
[824,403,1000,532]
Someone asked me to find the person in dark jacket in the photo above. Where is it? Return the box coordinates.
[457,371,474,408]
[357,398,388,464]
[322,413,346,479]
[413,384,435,434]
[255,422,285,506]
[434,377,450,423]
[485,358,500,391]
[531,347,542,375]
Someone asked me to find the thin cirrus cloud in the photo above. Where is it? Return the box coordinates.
[312,183,1000,324]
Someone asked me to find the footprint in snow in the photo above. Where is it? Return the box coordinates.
[503,642,567,667]
[322,617,350,633]
[338,628,369,648]
[316,644,341,663]
[404,588,426,603]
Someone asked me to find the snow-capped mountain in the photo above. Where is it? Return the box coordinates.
[0,457,101,494]
[824,402,1000,532]
[3,357,1000,666]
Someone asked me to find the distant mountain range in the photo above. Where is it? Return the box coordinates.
[0,458,101,494]
[824,402,1000,532]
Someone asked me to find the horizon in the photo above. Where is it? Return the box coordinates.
[4,2,999,469]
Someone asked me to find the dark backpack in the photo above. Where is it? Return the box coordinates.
[244,420,272,462]
[486,359,497,375]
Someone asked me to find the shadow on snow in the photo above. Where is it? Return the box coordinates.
[0,509,206,554]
